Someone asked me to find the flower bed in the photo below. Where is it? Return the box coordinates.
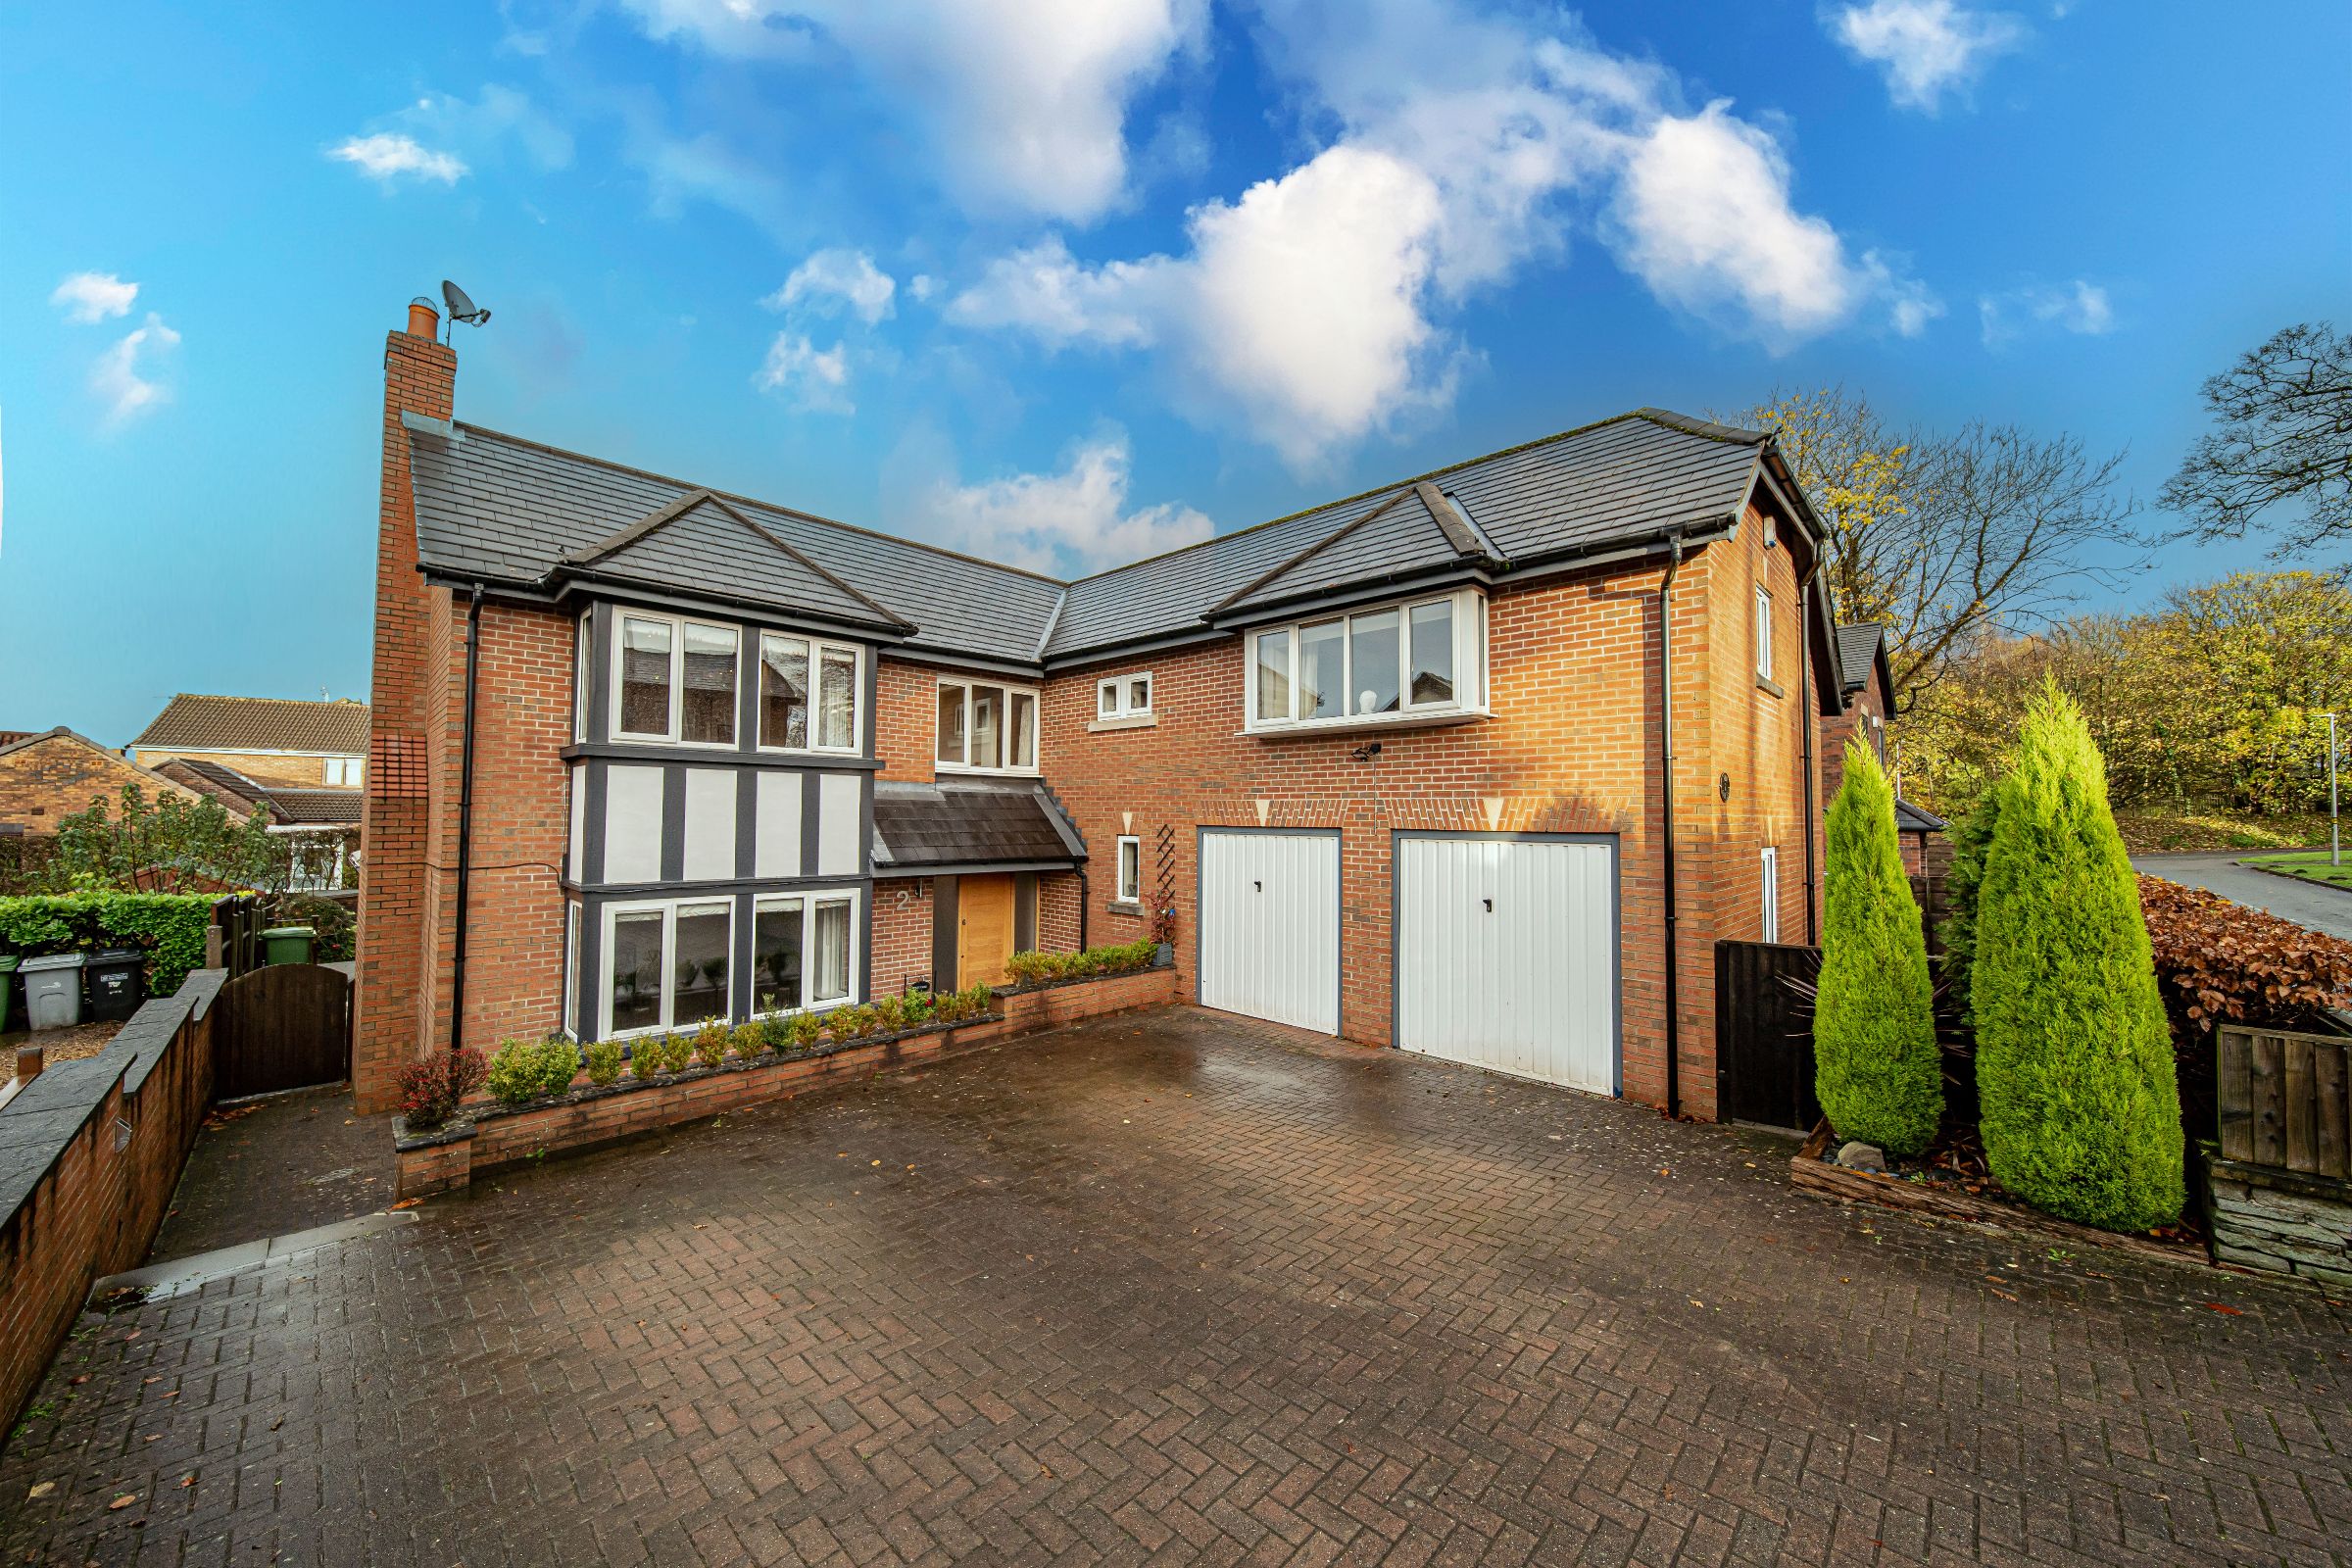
[394,959,1177,1198]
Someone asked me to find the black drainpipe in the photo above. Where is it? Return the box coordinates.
[1799,560,1821,944]
[1076,866,1091,953]
[449,583,485,1055]
[1658,534,1685,1119]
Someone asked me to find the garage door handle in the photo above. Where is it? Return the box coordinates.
[1253,880,1262,892]
[1483,898,1493,911]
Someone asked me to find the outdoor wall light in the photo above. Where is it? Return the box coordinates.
[1719,772,1732,802]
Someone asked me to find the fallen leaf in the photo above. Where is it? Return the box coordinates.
[1688,1298,1704,1309]
[26,1482,53,1500]
[108,1494,136,1511]
[388,1199,421,1211]
[2204,1302,2244,1316]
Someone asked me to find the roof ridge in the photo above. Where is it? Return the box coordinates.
[1631,407,1769,446]
[451,419,1071,589]
[1412,482,1485,559]
[151,693,368,709]
[1067,409,1659,588]
[699,494,916,632]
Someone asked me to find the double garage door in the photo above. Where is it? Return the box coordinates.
[1199,829,1617,1094]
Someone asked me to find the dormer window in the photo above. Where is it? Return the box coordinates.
[1246,589,1486,734]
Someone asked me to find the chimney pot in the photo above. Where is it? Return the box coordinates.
[407,299,440,339]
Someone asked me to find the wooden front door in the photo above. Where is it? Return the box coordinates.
[957,873,1016,989]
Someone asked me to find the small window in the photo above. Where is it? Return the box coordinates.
[562,903,580,1039]
[1754,586,1774,681]
[1115,835,1142,904]
[936,678,1042,773]
[572,612,591,744]
[1253,629,1291,723]
[760,634,809,749]
[1759,847,1780,943]
[323,757,363,787]
[681,623,738,745]
[617,615,673,739]
[1098,673,1154,720]
[817,648,858,750]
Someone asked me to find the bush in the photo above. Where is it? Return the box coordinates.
[1973,683,2184,1231]
[1004,940,1157,986]
[630,1038,661,1081]
[2137,874,2352,1035]
[730,1021,771,1061]
[488,1036,577,1105]
[785,1010,822,1052]
[0,892,216,998]
[1813,741,1942,1156]
[690,1017,729,1068]
[399,1047,489,1130]
[533,1035,581,1096]
[872,994,908,1033]
[584,1038,624,1088]
[657,1032,695,1074]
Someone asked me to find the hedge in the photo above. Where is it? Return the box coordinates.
[0,893,217,998]
[1813,739,1942,1156]
[1972,684,2183,1232]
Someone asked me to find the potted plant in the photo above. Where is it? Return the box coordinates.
[1152,905,1178,966]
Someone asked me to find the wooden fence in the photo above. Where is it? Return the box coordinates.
[211,894,266,978]
[2217,1025,2351,1179]
[1715,940,1824,1133]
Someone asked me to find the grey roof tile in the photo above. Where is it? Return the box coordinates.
[1836,623,1886,693]
[569,493,906,631]
[871,780,1085,870]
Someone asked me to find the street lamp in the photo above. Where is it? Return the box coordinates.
[2329,711,2341,868]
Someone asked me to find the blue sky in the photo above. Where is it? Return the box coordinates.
[3,0,2345,744]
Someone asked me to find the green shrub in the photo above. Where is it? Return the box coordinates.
[657,1032,696,1074]
[872,994,908,1033]
[0,892,216,998]
[785,1010,822,1052]
[629,1038,661,1081]
[1813,741,1942,1157]
[532,1035,581,1097]
[730,1022,770,1061]
[486,1038,543,1106]
[1936,790,2001,1027]
[1973,683,2184,1232]
[690,1017,729,1068]
[583,1038,624,1088]
[901,989,936,1027]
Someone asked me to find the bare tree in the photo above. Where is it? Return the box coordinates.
[1733,388,2143,706]
[2161,321,2352,556]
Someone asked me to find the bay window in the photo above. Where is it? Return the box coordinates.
[1246,589,1486,732]
[760,633,862,754]
[601,897,746,1038]
[937,678,1039,773]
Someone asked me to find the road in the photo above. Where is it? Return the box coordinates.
[2133,849,2352,939]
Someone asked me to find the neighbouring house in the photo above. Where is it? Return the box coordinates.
[357,297,1855,1119]
[130,693,370,790]
[0,728,220,838]
[152,759,362,891]
[1820,621,1947,877]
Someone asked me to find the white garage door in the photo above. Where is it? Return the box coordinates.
[1396,836,1617,1093]
[1199,830,1341,1034]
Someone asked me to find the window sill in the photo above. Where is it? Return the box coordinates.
[1106,900,1146,917]
[1087,713,1158,733]
[1240,708,1486,741]
[1755,674,1786,700]
[935,762,1043,779]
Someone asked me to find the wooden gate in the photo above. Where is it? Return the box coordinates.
[1715,940,1823,1133]
[2218,1025,2351,1178]
[214,962,352,1100]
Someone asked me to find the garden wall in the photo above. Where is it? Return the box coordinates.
[396,962,1177,1198]
[0,969,222,1430]
[2204,1152,2352,1286]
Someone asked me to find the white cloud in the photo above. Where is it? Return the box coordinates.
[90,313,180,425]
[909,434,1213,573]
[617,0,1206,221]
[328,132,469,184]
[756,333,853,412]
[50,271,138,324]
[1978,278,2115,345]
[951,0,1923,466]
[765,249,896,323]
[1827,0,2027,112]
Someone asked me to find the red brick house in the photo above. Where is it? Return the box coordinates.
[1820,621,1946,876]
[357,299,1856,1118]
[0,728,223,837]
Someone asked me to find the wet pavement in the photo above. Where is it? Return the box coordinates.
[2134,851,2352,941]
[148,1084,395,1263]
[2,1006,2347,1566]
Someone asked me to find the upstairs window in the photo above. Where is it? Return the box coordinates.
[323,758,364,787]
[759,633,863,754]
[613,612,739,746]
[1754,586,1774,682]
[1248,589,1485,732]
[1098,673,1153,719]
[937,679,1039,773]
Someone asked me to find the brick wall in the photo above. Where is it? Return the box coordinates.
[0,973,220,1430]
[874,658,939,782]
[130,750,347,788]
[0,735,213,834]
[872,878,935,995]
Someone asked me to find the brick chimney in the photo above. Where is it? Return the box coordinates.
[355,299,458,1113]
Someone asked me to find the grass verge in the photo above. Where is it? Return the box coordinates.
[2239,851,2352,892]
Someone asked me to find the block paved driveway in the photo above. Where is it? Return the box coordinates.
[6,1008,2349,1567]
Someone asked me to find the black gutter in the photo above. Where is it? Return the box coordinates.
[449,582,484,1057]
[1076,866,1091,952]
[1799,559,1821,943]
[1658,534,1685,1119]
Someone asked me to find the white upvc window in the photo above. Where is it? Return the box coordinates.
[612,611,741,747]
[1246,588,1486,732]
[1115,835,1142,904]
[572,612,591,744]
[562,902,581,1040]
[602,896,735,1040]
[1098,672,1153,719]
[1754,585,1774,681]
[750,888,861,1015]
[937,678,1041,774]
[757,632,863,755]
[1759,846,1780,943]
[323,757,364,787]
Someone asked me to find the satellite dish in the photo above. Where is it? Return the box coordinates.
[441,279,491,328]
